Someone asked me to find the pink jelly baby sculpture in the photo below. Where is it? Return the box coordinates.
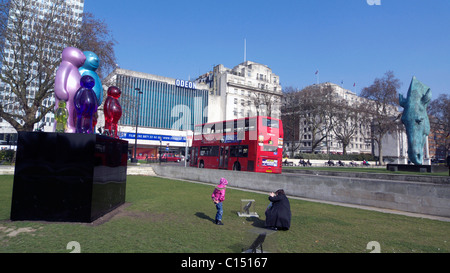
[54,47,86,133]
[104,86,122,138]
[74,75,98,134]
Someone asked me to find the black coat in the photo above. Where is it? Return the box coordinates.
[265,194,291,230]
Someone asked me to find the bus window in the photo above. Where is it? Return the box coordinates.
[202,126,211,135]
[245,118,257,131]
[262,145,278,152]
[262,118,279,128]
[200,146,219,156]
[230,145,248,157]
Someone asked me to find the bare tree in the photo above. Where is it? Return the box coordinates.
[330,100,360,154]
[281,84,336,155]
[301,84,335,153]
[428,94,450,158]
[76,12,117,81]
[250,91,280,118]
[0,0,116,132]
[360,71,401,164]
[281,86,302,156]
[0,0,80,131]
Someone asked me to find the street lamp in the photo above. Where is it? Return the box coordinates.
[184,123,193,168]
[133,87,143,163]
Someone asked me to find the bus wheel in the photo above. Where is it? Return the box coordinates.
[232,162,241,171]
[199,161,204,168]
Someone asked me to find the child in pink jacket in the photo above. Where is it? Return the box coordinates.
[211,178,228,225]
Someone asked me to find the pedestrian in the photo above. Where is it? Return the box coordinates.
[211,177,228,225]
[265,189,291,231]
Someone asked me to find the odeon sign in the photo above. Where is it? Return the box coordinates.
[175,79,197,89]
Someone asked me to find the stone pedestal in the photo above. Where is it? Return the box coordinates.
[386,163,447,173]
[10,132,128,223]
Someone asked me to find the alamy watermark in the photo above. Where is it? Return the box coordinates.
[65,241,380,253]
[66,241,81,253]
[366,241,381,253]
[367,0,381,5]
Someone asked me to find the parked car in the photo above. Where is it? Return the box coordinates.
[161,153,181,162]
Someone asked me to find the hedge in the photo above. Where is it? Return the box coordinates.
[292,152,376,161]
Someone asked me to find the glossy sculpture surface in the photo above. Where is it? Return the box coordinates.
[10,132,128,223]
[74,75,98,134]
[54,47,86,133]
[399,76,431,165]
[79,51,102,105]
[55,100,68,133]
[104,86,122,138]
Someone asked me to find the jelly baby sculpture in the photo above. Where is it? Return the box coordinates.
[79,51,102,105]
[104,86,122,138]
[54,47,86,133]
[79,51,102,131]
[74,75,98,134]
[55,100,68,133]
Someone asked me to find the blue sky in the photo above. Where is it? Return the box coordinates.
[84,0,449,100]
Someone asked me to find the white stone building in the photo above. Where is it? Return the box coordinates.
[196,61,282,123]
[284,82,408,159]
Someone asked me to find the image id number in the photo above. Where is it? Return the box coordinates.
[225,257,267,268]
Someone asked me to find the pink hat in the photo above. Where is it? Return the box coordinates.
[219,177,228,186]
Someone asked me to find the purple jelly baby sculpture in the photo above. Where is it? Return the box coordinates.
[54,47,86,133]
[74,75,98,134]
[104,86,122,138]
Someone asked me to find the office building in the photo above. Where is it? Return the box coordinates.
[102,68,209,159]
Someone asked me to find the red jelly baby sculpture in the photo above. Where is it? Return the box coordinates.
[104,86,122,138]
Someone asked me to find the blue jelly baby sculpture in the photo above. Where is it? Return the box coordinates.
[79,51,102,105]
[74,75,98,134]
[79,51,102,131]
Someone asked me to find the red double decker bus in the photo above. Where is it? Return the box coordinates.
[189,116,283,174]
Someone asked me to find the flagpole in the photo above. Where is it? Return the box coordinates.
[244,38,246,62]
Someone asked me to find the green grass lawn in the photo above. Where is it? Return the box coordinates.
[0,175,449,253]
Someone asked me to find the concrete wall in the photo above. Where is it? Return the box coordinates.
[152,165,450,218]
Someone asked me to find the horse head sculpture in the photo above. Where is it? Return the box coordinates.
[399,76,431,165]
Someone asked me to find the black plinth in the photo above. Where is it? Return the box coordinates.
[10,132,128,223]
[387,164,447,173]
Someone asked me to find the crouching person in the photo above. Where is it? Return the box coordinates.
[265,189,291,231]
